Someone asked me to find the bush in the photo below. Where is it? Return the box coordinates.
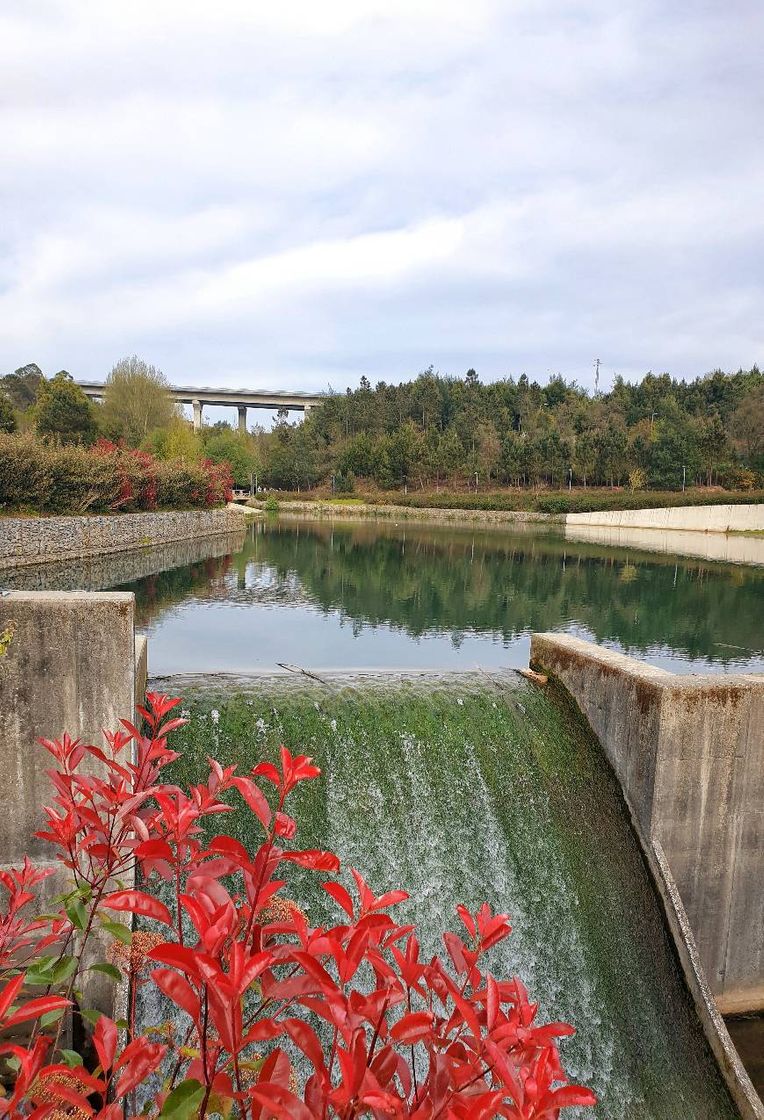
[0,433,232,515]
[0,694,596,1118]
[265,493,279,513]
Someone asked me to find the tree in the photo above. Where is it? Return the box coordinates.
[203,426,260,488]
[35,371,97,444]
[146,415,202,462]
[0,392,16,433]
[101,355,176,446]
[730,385,764,465]
[1,363,44,411]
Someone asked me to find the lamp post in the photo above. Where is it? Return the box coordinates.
[682,464,686,492]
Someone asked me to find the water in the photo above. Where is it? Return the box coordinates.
[157,677,737,1120]
[2,519,763,676]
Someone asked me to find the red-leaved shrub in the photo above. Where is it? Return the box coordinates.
[0,695,595,1119]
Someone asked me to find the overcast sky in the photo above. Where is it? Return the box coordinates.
[1,0,762,399]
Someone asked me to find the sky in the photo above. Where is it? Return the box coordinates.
[1,0,762,403]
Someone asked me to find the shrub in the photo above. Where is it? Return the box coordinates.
[0,434,232,515]
[265,493,280,513]
[0,695,596,1119]
[0,392,16,434]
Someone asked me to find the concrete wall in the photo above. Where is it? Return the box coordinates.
[565,523,764,565]
[0,508,246,570]
[530,633,764,1015]
[0,592,142,1018]
[566,503,764,533]
[0,592,137,863]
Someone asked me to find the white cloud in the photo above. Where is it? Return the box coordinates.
[0,0,761,388]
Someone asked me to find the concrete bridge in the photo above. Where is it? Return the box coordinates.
[76,381,325,432]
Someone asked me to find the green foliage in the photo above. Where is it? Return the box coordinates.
[101,355,176,446]
[202,424,260,487]
[0,363,44,410]
[256,365,763,495]
[264,493,279,513]
[0,392,16,433]
[34,371,97,445]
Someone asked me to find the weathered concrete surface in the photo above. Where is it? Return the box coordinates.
[135,634,148,705]
[647,840,764,1120]
[565,522,764,566]
[0,508,246,569]
[566,503,764,533]
[0,591,140,1018]
[0,592,136,863]
[530,633,764,1014]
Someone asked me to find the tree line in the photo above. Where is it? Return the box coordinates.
[2,358,762,495]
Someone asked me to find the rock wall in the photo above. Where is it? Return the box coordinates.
[530,632,764,1016]
[0,508,247,569]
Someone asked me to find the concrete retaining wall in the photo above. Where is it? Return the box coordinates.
[0,508,247,570]
[566,503,764,533]
[0,591,143,1017]
[564,522,764,566]
[530,633,764,1014]
[0,592,138,863]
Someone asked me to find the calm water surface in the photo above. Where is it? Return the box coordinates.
[5,518,762,675]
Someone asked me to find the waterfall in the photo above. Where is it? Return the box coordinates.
[139,674,737,1120]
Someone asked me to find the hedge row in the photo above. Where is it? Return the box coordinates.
[267,486,764,516]
[0,434,233,515]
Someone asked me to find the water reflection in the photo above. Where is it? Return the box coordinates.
[4,519,762,676]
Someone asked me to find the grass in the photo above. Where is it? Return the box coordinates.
[249,486,764,517]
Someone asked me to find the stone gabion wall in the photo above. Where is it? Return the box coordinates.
[0,508,247,569]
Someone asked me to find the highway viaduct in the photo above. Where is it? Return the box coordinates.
[76,382,325,432]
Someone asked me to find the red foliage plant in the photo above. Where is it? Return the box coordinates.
[0,695,596,1120]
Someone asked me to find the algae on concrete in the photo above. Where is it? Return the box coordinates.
[163,674,737,1120]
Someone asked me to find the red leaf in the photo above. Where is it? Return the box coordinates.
[248,1082,314,1120]
[93,1014,118,1072]
[3,995,69,1031]
[151,968,200,1023]
[0,974,25,1022]
[103,889,173,927]
[232,777,272,830]
[282,849,340,872]
[323,881,354,919]
[390,1010,434,1043]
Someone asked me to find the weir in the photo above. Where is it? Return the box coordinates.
[1,591,762,1117]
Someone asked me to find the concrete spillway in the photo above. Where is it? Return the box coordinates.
[162,673,744,1119]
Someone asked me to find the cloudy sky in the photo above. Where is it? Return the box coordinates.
[1,0,762,399]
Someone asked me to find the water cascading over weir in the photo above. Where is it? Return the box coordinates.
[1,591,762,1119]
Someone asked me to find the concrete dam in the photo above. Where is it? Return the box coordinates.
[1,591,762,1118]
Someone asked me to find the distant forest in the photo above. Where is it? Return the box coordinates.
[267,366,763,492]
[2,361,763,495]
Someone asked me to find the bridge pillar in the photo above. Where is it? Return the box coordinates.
[237,405,247,434]
[192,399,203,432]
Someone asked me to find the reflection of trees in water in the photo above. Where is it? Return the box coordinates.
[122,554,236,628]
[247,521,764,664]
[51,518,762,665]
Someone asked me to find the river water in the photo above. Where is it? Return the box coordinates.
[3,518,762,676]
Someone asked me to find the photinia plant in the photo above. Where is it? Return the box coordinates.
[0,693,596,1119]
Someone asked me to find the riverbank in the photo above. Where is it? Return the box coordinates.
[237,497,764,535]
[0,507,247,569]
